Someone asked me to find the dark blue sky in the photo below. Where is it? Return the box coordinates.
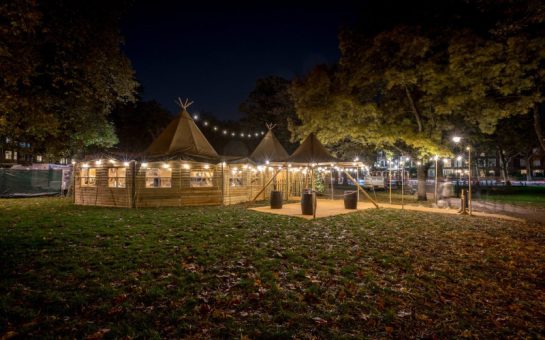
[122,2,362,120]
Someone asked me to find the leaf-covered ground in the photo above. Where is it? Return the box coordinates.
[1,198,544,338]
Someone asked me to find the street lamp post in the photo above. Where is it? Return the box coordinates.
[467,146,472,215]
[388,159,392,204]
[400,159,404,209]
[452,136,472,216]
[434,155,439,205]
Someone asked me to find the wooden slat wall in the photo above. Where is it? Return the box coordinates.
[73,161,309,208]
[134,162,223,207]
[74,163,134,208]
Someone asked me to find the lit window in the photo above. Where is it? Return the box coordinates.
[190,170,214,187]
[108,168,127,188]
[5,151,12,160]
[36,155,43,162]
[230,172,243,187]
[80,168,97,187]
[13,151,17,160]
[145,168,171,188]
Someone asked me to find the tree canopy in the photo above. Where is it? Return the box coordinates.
[290,0,545,199]
[239,76,299,153]
[0,0,138,157]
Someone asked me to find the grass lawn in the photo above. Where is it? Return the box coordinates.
[479,193,545,207]
[1,198,544,338]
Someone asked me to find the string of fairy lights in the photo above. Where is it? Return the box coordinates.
[78,158,368,174]
[191,113,266,139]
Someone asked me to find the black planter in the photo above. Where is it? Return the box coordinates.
[270,191,283,209]
[301,191,315,215]
[344,190,358,209]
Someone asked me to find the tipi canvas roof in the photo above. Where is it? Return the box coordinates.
[286,133,337,164]
[250,129,289,163]
[145,109,219,160]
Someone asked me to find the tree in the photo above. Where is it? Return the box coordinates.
[446,0,545,152]
[111,100,173,153]
[291,26,459,201]
[291,0,545,200]
[239,76,299,152]
[0,0,138,157]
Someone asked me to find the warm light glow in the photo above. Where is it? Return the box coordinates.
[109,159,115,164]
[311,163,317,167]
[204,164,210,169]
[466,146,471,151]
[452,136,461,143]
[123,161,130,167]
[288,163,292,168]
[354,157,359,161]
[193,115,198,120]
[213,126,218,131]
[416,161,421,166]
[456,156,462,161]
[183,163,190,169]
[96,160,102,165]
[162,163,170,169]
[221,162,226,167]
[433,155,439,161]
[82,163,89,168]
[443,158,449,163]
[71,160,76,165]
[223,130,227,135]
[231,132,235,136]
[261,131,265,135]
[265,160,270,165]
[142,162,148,168]
[204,121,209,126]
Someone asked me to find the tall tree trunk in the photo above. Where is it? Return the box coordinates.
[497,148,510,185]
[404,85,423,133]
[417,163,428,201]
[533,105,545,153]
[526,154,533,182]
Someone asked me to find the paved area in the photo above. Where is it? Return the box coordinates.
[446,199,545,223]
[249,199,525,222]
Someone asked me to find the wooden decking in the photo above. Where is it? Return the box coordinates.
[249,199,525,222]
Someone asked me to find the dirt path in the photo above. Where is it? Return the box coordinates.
[445,199,545,223]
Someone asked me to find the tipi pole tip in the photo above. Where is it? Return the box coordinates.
[175,97,194,110]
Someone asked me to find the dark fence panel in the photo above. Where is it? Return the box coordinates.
[0,169,62,197]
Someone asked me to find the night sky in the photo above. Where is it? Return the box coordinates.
[122,2,363,120]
